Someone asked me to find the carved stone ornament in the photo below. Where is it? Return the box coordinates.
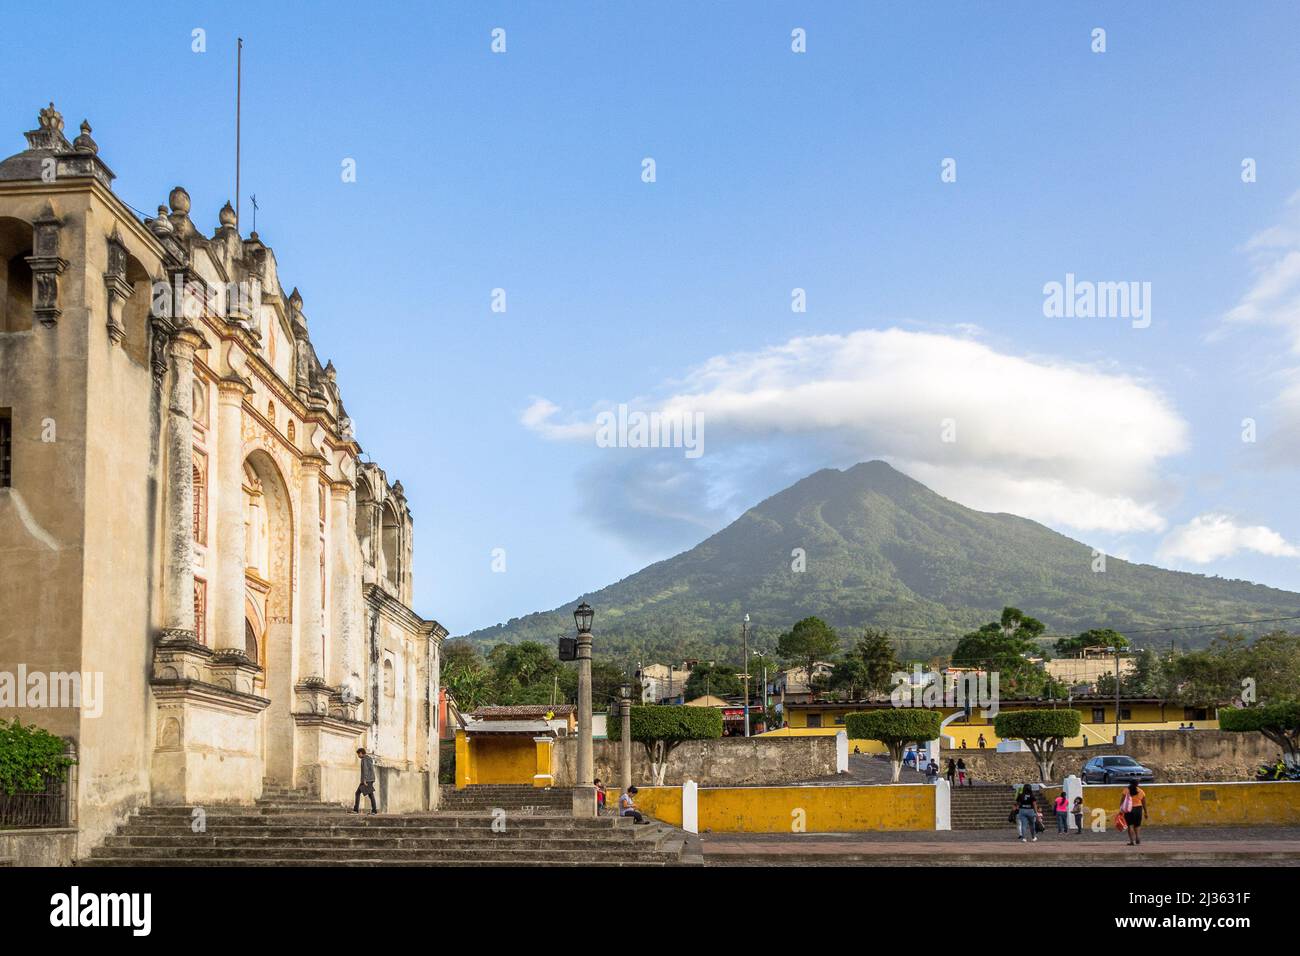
[26,203,67,327]
[104,226,133,345]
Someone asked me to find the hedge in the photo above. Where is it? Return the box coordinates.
[628,705,723,744]
[0,718,74,796]
[844,709,942,743]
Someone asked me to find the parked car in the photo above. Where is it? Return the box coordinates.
[1082,755,1155,784]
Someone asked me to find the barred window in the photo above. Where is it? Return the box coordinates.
[0,409,11,487]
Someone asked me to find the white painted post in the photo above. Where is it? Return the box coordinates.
[682,779,698,834]
[835,730,848,774]
[1064,774,1083,805]
[934,777,951,830]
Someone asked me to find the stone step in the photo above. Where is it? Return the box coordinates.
[104,832,660,848]
[82,857,674,867]
[88,844,675,863]
[111,822,655,837]
[128,810,626,828]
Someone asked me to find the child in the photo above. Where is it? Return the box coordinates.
[1072,795,1084,834]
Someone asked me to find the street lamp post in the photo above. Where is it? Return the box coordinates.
[742,613,751,738]
[619,682,633,791]
[1108,645,1121,744]
[573,602,595,817]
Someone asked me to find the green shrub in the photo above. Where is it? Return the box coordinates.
[628,705,722,785]
[0,718,74,796]
[1220,701,1300,768]
[994,709,1081,782]
[845,710,942,782]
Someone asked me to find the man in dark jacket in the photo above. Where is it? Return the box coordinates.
[352,747,378,814]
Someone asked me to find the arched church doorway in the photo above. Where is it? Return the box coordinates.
[243,449,294,785]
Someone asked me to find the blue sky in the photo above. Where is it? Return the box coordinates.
[6,2,1300,634]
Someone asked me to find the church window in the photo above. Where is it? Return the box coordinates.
[194,579,207,644]
[1,219,35,332]
[245,619,259,664]
[192,456,207,544]
[383,658,395,698]
[0,408,11,487]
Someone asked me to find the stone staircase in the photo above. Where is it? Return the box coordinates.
[950,784,1018,830]
[437,784,572,814]
[82,786,691,866]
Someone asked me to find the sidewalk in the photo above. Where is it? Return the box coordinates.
[700,826,1300,866]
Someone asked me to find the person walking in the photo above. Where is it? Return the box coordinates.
[1053,791,1070,833]
[351,747,378,815]
[1014,783,1038,842]
[619,785,648,824]
[956,757,969,787]
[977,734,987,749]
[925,759,939,784]
[1121,780,1147,846]
[945,759,957,787]
[1072,795,1085,834]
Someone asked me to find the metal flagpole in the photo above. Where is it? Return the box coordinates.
[236,37,243,228]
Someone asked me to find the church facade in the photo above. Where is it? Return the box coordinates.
[0,104,445,854]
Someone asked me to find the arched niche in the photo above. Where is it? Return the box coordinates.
[0,216,34,333]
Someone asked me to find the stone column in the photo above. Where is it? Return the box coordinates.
[328,480,358,695]
[213,378,251,652]
[297,454,327,683]
[159,327,205,642]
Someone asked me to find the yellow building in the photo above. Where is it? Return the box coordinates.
[764,698,1218,753]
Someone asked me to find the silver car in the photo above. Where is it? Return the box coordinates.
[1082,755,1155,784]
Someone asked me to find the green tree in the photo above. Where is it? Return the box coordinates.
[440,641,492,711]
[829,629,901,700]
[1054,628,1130,657]
[777,617,841,693]
[683,661,744,700]
[993,709,1081,782]
[627,705,724,785]
[1219,701,1300,770]
[950,607,1045,693]
[844,710,942,783]
[487,640,564,705]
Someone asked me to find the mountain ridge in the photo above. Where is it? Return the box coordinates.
[458,461,1300,663]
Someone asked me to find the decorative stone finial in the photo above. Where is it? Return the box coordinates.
[324,360,336,381]
[392,480,405,499]
[168,186,191,215]
[218,200,237,229]
[73,120,98,154]
[38,102,64,132]
[289,287,303,312]
[148,205,174,237]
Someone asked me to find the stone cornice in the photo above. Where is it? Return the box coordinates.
[290,711,369,735]
[363,583,442,642]
[149,678,272,716]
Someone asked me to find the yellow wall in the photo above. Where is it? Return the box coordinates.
[634,784,935,833]
[1056,781,1300,827]
[454,731,539,787]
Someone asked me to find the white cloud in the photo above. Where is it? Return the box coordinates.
[1157,513,1300,564]
[525,328,1188,537]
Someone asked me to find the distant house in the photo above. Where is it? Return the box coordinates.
[772,662,835,707]
[638,659,712,704]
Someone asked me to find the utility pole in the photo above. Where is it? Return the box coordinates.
[742,613,751,737]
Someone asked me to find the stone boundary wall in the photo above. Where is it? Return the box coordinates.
[944,730,1275,785]
[552,735,838,787]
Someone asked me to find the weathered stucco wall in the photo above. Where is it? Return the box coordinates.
[946,730,1276,784]
[552,735,838,787]
[0,827,78,866]
[1040,781,1300,827]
